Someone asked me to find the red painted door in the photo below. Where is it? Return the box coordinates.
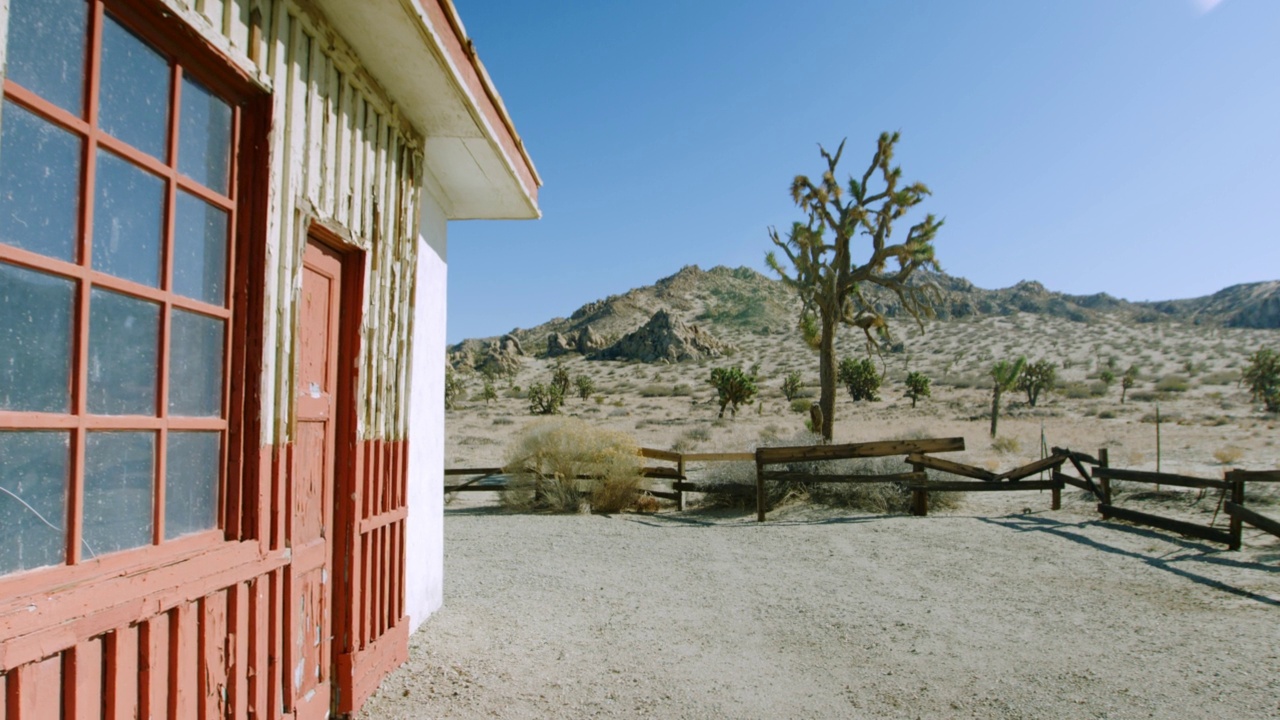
[291,240,345,719]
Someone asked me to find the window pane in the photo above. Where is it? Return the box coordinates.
[165,431,220,539]
[84,431,154,555]
[0,262,73,412]
[99,14,171,159]
[179,76,232,194]
[6,0,89,115]
[173,191,229,305]
[92,150,164,287]
[88,288,159,415]
[169,309,225,417]
[0,432,69,575]
[0,101,82,261]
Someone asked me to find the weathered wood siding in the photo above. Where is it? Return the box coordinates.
[0,0,421,716]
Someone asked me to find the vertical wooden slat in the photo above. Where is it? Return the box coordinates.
[227,582,250,720]
[247,577,269,719]
[230,0,251,53]
[266,570,283,718]
[104,626,138,720]
[140,616,169,720]
[321,57,340,217]
[304,27,324,208]
[68,638,104,720]
[170,605,198,720]
[13,655,63,720]
[258,0,291,446]
[335,74,354,227]
[349,94,366,237]
[1,668,8,720]
[204,0,226,35]
[200,592,229,719]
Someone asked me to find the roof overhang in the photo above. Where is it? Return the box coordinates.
[310,0,541,220]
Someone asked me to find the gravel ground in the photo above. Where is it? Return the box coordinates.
[359,494,1280,719]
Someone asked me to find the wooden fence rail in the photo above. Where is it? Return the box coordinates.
[444,444,1277,550]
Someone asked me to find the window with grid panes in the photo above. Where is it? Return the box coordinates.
[0,0,244,574]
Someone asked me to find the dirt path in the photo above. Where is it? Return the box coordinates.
[359,496,1280,719]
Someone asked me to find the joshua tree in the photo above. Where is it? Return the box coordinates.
[767,133,943,441]
[989,356,1025,438]
[709,366,758,418]
[481,380,498,404]
[551,363,571,398]
[904,371,931,408]
[1243,348,1279,412]
[444,368,465,410]
[781,370,803,401]
[837,357,881,402]
[1018,359,1057,407]
[1120,364,1139,404]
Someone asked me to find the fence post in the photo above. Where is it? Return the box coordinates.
[1228,470,1243,551]
[911,461,928,517]
[1098,448,1110,506]
[755,451,767,522]
[676,455,686,512]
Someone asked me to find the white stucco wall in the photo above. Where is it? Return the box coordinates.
[405,189,448,631]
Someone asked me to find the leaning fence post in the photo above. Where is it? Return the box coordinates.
[676,455,686,512]
[1228,470,1243,551]
[755,450,767,522]
[1098,448,1110,506]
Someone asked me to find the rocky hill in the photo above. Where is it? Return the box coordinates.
[449,266,1280,369]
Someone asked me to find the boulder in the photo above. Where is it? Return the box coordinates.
[576,326,608,353]
[546,332,574,357]
[596,310,728,363]
[476,334,525,376]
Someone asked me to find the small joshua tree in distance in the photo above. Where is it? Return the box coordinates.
[709,366,758,418]
[781,370,803,401]
[904,371,931,408]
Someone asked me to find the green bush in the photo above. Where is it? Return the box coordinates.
[1244,348,1280,412]
[1155,375,1190,393]
[574,374,595,400]
[904,371,931,408]
[444,368,465,410]
[527,382,564,415]
[790,398,812,414]
[837,357,881,402]
[781,370,803,401]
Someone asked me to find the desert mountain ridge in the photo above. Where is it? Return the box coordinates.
[449,266,1280,368]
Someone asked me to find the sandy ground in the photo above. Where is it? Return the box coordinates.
[359,491,1280,719]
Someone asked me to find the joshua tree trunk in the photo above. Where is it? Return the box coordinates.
[990,387,1002,438]
[818,315,837,442]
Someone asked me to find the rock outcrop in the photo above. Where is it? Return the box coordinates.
[576,326,608,353]
[596,310,728,363]
[546,332,573,357]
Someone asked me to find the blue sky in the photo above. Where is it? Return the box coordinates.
[446,0,1279,343]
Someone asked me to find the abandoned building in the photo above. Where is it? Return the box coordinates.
[0,0,539,716]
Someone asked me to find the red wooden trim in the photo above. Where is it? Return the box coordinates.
[335,618,408,714]
[103,625,138,720]
[357,506,407,535]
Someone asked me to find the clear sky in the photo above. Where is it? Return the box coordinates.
[446,0,1279,343]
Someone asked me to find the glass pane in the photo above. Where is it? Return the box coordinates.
[88,288,159,415]
[169,309,224,417]
[0,262,73,412]
[0,432,69,575]
[84,431,154,555]
[6,0,89,114]
[98,14,171,159]
[0,100,83,261]
[179,76,232,194]
[165,431,220,539]
[92,150,164,287]
[173,191,228,305]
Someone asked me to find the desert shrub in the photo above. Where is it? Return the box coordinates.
[837,357,881,402]
[1128,391,1159,403]
[790,398,812,414]
[709,366,758,418]
[991,436,1021,454]
[1061,382,1093,400]
[1098,409,1117,419]
[1201,370,1238,386]
[639,384,676,397]
[500,418,642,513]
[781,370,803,401]
[526,382,564,415]
[1098,369,1116,387]
[673,383,693,396]
[492,416,515,426]
[574,374,595,400]
[1155,375,1190,393]
[1213,446,1244,465]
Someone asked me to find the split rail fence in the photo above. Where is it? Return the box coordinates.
[447,438,1280,550]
